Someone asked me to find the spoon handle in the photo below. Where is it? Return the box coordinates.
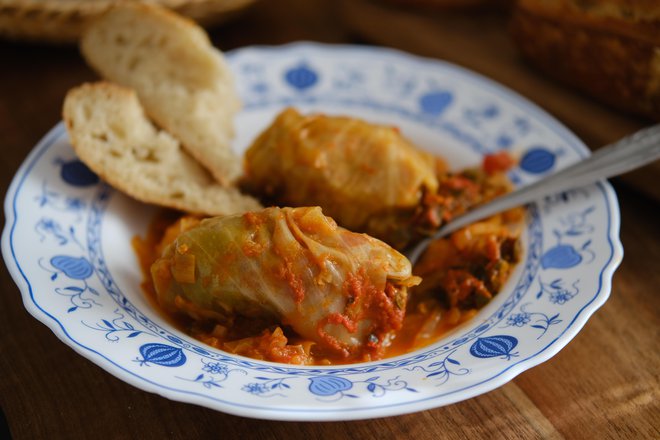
[407,124,660,265]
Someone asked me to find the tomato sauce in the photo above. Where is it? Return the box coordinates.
[133,203,522,365]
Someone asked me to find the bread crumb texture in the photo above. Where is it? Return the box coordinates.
[80,3,243,184]
[62,82,261,215]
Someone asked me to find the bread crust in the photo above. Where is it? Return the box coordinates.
[376,0,512,9]
[511,0,660,120]
[0,0,255,44]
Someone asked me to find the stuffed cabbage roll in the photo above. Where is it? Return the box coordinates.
[151,206,420,360]
[244,108,440,249]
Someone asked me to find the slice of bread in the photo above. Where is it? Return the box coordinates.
[62,82,261,216]
[80,3,242,185]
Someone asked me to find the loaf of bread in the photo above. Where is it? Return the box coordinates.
[62,82,261,216]
[376,0,511,9]
[511,0,660,120]
[0,0,256,44]
[80,3,243,185]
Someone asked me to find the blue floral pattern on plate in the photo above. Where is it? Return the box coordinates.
[1,43,622,421]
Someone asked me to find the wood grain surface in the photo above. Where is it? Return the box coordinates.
[0,1,658,438]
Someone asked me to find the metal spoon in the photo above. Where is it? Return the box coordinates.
[407,124,660,265]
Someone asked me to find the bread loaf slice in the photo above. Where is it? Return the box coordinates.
[80,3,242,184]
[62,82,261,216]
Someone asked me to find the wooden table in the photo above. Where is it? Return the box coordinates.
[0,1,658,438]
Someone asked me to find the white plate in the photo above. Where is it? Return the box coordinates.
[2,43,622,421]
